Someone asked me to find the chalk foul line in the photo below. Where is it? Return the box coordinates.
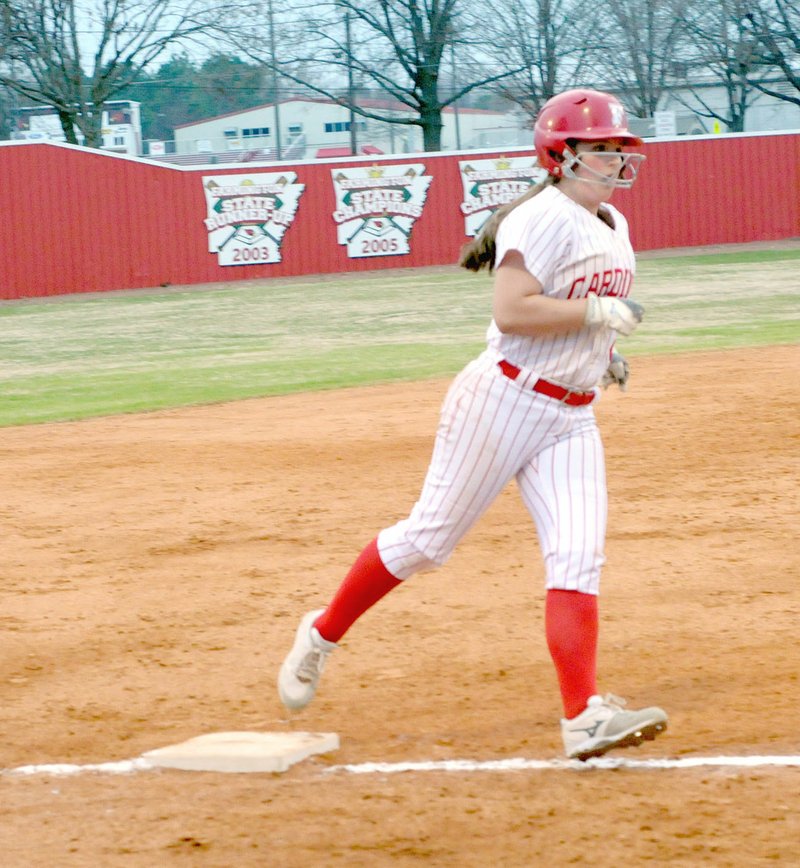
[2,755,800,778]
[3,758,153,777]
[326,755,800,774]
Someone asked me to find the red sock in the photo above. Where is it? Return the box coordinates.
[313,538,402,643]
[545,589,599,719]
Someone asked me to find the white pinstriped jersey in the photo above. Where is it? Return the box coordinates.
[490,185,636,391]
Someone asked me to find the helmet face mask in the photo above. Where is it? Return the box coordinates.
[534,89,646,188]
[560,146,646,189]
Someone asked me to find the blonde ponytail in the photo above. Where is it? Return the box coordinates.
[458,175,556,272]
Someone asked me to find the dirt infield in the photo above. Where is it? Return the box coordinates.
[2,344,799,866]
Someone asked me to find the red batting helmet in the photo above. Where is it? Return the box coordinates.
[534,89,643,178]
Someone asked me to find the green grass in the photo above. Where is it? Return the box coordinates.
[636,247,800,267]
[1,248,798,427]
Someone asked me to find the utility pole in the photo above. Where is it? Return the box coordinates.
[268,0,282,159]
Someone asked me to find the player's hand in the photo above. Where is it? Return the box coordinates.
[584,293,644,336]
[600,351,630,392]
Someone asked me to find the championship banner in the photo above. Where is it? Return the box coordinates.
[459,157,546,236]
[331,163,432,258]
[202,172,305,266]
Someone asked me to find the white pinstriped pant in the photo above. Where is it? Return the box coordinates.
[377,351,607,594]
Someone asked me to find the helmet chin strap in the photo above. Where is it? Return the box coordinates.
[560,149,645,189]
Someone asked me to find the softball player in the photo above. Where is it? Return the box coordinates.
[278,89,667,761]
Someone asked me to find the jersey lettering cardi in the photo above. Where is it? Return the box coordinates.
[490,185,636,391]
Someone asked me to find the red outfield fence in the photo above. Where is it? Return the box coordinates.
[1,131,798,300]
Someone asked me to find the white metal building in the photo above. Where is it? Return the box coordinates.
[165,97,529,162]
[655,77,800,135]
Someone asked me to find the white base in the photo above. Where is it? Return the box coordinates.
[140,731,339,773]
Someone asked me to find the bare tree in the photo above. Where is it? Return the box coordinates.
[588,0,691,117]
[0,84,16,137]
[478,0,601,120]
[743,0,800,106]
[0,0,242,147]
[243,0,525,151]
[672,0,759,131]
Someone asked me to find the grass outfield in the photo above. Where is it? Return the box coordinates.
[1,247,799,427]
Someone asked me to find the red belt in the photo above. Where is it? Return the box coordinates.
[497,360,595,406]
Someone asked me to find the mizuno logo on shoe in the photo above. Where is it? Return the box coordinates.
[572,721,603,738]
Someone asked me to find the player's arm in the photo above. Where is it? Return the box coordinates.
[492,250,643,337]
[492,250,586,336]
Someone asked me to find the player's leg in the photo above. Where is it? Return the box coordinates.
[517,414,667,759]
[277,535,401,710]
[517,413,607,719]
[279,356,539,709]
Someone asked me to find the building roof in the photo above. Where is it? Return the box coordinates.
[315,144,384,158]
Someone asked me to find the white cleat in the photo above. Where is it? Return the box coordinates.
[278,609,338,711]
[561,693,668,761]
